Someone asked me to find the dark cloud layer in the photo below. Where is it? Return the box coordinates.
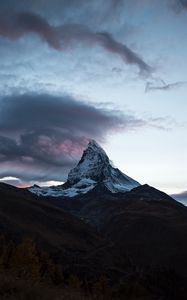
[59,25,152,73]
[181,0,187,8]
[171,0,187,12]
[176,0,187,9]
[0,11,61,50]
[0,11,152,73]
[0,93,150,183]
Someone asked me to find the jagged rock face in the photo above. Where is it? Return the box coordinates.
[29,140,140,197]
[67,140,140,193]
[67,140,112,185]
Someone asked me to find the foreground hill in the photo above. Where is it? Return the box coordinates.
[45,183,187,278]
[0,182,128,279]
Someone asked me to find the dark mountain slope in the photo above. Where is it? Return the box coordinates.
[100,187,187,275]
[45,184,187,277]
[0,183,102,253]
[0,183,129,278]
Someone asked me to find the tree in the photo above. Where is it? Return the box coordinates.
[11,238,41,281]
[93,276,112,300]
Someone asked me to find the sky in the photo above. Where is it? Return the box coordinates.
[0,0,186,196]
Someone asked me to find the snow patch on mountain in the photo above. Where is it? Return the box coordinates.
[29,178,97,197]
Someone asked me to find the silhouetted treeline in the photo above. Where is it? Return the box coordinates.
[0,235,186,299]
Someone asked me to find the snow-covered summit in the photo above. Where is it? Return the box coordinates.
[29,140,140,197]
[67,139,110,185]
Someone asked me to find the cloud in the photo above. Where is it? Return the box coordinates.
[0,11,61,50]
[170,0,187,12]
[175,0,187,9]
[0,176,22,186]
[0,176,63,188]
[109,0,124,11]
[180,0,187,8]
[0,11,152,73]
[0,93,171,185]
[179,0,187,7]
[0,93,154,184]
[172,190,187,198]
[145,80,186,92]
[59,25,152,73]
[171,190,187,205]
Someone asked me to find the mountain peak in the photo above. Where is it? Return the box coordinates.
[67,140,109,185]
[29,140,140,197]
[87,139,100,147]
[81,139,108,164]
[87,139,105,151]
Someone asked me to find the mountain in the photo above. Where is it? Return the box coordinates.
[0,182,129,278]
[3,182,187,298]
[46,183,187,277]
[0,182,101,255]
[1,141,187,298]
[29,140,140,197]
[27,139,187,277]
